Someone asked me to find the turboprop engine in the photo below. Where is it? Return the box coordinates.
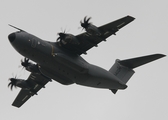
[21,58,40,73]
[57,33,80,45]
[8,78,30,90]
[80,16,101,36]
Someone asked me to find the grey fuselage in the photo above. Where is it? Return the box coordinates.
[8,31,127,90]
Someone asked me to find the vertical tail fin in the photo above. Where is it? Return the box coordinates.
[109,54,165,94]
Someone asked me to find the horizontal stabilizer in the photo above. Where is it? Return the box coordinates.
[109,54,165,94]
[119,54,166,69]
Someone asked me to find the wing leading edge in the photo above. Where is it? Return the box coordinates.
[12,73,51,108]
[65,16,135,55]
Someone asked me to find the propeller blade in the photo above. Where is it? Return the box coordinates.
[8,82,12,87]
[84,16,87,23]
[57,37,60,41]
[80,16,92,29]
[86,17,91,23]
[57,32,66,42]
[8,78,18,91]
[10,84,14,90]
[21,58,30,67]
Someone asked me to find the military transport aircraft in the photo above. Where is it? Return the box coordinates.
[8,15,165,108]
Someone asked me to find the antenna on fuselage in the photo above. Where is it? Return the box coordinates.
[8,24,26,32]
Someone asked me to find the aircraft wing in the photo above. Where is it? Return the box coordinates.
[68,16,135,55]
[12,73,51,108]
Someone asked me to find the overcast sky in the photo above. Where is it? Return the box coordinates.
[0,0,168,120]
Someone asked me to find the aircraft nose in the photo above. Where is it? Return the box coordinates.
[8,33,16,43]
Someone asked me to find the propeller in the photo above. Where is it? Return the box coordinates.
[8,78,17,90]
[57,32,66,42]
[21,58,30,68]
[80,16,92,30]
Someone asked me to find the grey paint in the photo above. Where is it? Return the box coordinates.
[8,16,165,107]
[1,1,168,119]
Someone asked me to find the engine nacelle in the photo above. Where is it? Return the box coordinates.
[57,33,79,45]
[16,79,30,89]
[85,24,101,36]
[8,78,30,90]
[21,58,40,74]
[80,16,101,36]
[8,77,40,95]
[61,34,80,45]
[25,63,40,74]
